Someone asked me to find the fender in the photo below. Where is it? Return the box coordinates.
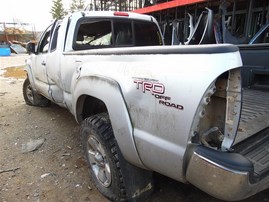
[24,60,37,90]
[72,75,145,168]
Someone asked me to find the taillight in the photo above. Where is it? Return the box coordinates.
[113,12,129,17]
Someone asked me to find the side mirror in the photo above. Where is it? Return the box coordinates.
[26,42,36,54]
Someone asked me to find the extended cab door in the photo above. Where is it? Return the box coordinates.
[32,20,64,104]
[44,22,65,104]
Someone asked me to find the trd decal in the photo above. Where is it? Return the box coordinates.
[133,78,184,110]
[134,80,165,94]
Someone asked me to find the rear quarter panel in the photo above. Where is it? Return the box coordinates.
[71,45,242,181]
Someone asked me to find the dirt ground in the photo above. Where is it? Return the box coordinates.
[1,55,269,202]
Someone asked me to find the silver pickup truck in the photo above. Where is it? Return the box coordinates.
[23,11,268,201]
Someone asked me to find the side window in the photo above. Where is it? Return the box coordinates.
[38,25,52,53]
[50,24,61,52]
[114,21,133,46]
[134,21,163,46]
[74,20,112,50]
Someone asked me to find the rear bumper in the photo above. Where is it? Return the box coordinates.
[186,145,269,201]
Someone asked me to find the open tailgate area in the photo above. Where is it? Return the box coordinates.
[234,89,269,181]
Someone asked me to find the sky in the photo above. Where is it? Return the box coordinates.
[0,0,72,31]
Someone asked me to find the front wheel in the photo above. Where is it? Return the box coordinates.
[22,78,50,107]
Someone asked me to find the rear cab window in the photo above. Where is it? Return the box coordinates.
[134,21,162,46]
[73,17,163,50]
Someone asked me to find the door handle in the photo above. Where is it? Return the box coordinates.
[41,61,46,66]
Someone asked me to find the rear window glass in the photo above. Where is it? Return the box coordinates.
[73,18,162,50]
[74,20,112,49]
[114,21,133,46]
[134,21,163,46]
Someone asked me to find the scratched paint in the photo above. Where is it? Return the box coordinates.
[1,66,26,79]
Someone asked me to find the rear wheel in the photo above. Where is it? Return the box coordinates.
[81,113,127,201]
[23,78,50,107]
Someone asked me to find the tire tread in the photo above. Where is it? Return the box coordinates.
[81,113,127,201]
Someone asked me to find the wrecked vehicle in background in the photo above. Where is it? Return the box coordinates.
[23,10,269,201]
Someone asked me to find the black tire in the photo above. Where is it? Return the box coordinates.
[23,78,50,107]
[81,113,127,201]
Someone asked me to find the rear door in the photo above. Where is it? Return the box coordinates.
[45,22,65,103]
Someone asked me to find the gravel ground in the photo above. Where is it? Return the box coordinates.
[0,54,108,202]
[0,55,269,202]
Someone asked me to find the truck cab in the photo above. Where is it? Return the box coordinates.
[26,11,163,108]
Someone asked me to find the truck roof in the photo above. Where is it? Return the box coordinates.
[70,11,154,22]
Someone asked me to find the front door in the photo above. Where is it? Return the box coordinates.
[31,24,53,98]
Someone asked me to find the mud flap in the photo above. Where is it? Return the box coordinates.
[117,153,154,201]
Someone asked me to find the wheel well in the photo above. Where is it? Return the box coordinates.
[189,68,241,150]
[76,95,108,123]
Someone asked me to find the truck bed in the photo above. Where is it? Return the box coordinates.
[234,88,269,180]
[236,88,269,143]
